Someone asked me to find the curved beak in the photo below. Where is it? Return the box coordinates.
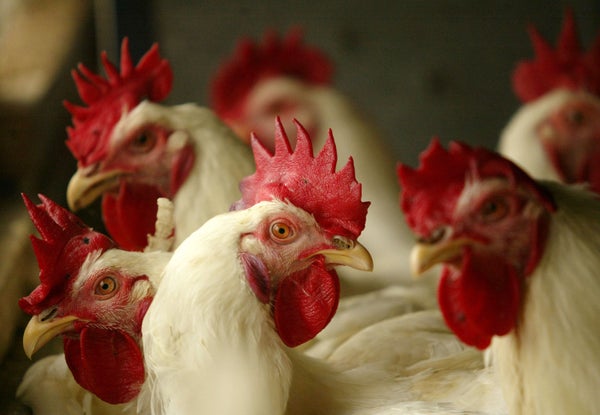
[67,167,125,211]
[22,314,79,359]
[410,238,472,278]
[312,237,373,272]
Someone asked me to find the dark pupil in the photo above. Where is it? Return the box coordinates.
[137,134,148,145]
[277,227,286,234]
[483,201,497,215]
[568,110,584,125]
[101,281,111,291]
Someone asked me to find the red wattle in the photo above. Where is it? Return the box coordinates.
[102,182,163,251]
[438,248,521,350]
[64,327,145,404]
[273,261,339,347]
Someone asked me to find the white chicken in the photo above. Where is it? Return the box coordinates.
[399,139,600,415]
[16,196,174,413]
[142,122,505,415]
[65,38,255,252]
[498,10,600,194]
[210,29,419,293]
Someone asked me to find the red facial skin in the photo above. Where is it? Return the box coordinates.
[398,140,556,349]
[240,211,340,348]
[48,267,153,404]
[92,123,194,251]
[537,95,600,194]
[434,183,551,349]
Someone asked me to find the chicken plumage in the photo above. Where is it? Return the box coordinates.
[65,38,255,251]
[18,194,171,406]
[498,10,600,194]
[399,139,600,415]
[211,30,418,292]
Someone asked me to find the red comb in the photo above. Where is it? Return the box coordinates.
[19,194,116,315]
[64,38,173,166]
[210,28,333,122]
[235,117,369,239]
[513,9,600,102]
[397,139,556,237]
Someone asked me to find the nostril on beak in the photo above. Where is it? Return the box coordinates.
[81,163,100,177]
[332,236,354,250]
[417,227,447,244]
[39,308,58,322]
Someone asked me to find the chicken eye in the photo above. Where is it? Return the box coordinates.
[94,276,118,298]
[129,132,156,153]
[479,197,509,222]
[270,222,294,241]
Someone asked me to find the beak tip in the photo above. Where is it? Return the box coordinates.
[22,340,36,360]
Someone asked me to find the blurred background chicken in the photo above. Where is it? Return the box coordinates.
[65,38,255,252]
[210,29,417,293]
[498,10,600,194]
[399,140,600,415]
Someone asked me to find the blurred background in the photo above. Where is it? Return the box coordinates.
[0,0,598,411]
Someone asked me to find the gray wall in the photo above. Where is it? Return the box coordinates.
[145,0,600,166]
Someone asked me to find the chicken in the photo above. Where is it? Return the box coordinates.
[18,194,171,407]
[498,10,600,194]
[398,139,600,415]
[65,38,255,251]
[142,121,505,415]
[141,118,368,413]
[210,29,418,293]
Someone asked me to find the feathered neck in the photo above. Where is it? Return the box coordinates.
[491,182,600,415]
[143,203,294,415]
[167,105,256,245]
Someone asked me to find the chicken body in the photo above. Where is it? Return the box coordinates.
[141,201,339,415]
[400,140,600,415]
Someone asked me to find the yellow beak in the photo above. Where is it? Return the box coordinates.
[313,237,373,272]
[410,238,472,278]
[67,168,125,211]
[22,315,79,359]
